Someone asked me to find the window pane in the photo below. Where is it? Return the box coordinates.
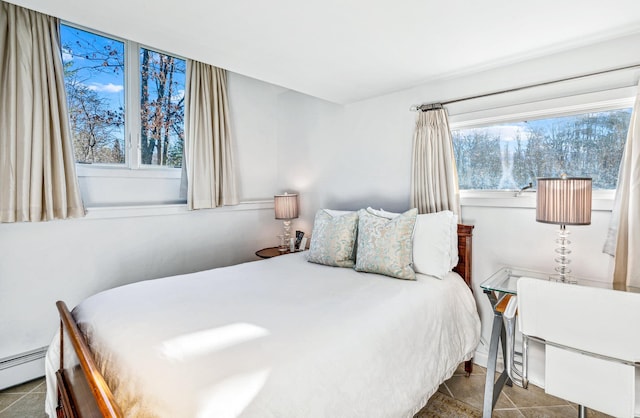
[140,49,185,167]
[452,109,632,190]
[60,24,125,164]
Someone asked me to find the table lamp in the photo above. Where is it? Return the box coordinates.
[274,193,299,251]
[536,175,592,282]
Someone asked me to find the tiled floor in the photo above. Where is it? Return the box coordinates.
[436,363,613,418]
[0,364,614,417]
[0,377,46,418]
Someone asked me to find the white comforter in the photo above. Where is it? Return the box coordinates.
[46,252,480,418]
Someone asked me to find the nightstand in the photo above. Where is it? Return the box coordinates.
[255,247,289,259]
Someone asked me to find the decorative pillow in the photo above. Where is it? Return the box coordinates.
[355,208,417,280]
[366,207,457,279]
[307,210,358,267]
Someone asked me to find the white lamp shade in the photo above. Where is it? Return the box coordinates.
[274,193,299,220]
[536,177,592,226]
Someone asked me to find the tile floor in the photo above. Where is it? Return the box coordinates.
[0,377,46,418]
[437,363,613,418]
[0,364,614,417]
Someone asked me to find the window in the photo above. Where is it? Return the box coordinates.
[61,25,125,164]
[60,23,185,169]
[452,108,632,190]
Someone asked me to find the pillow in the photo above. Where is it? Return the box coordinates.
[307,209,358,267]
[355,208,417,280]
[366,207,458,279]
[413,210,458,279]
[323,209,354,217]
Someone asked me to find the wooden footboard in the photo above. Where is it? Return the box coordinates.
[55,301,122,418]
[53,224,475,415]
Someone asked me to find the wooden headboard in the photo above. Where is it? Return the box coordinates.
[453,224,474,291]
[453,223,475,375]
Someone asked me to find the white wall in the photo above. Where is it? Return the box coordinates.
[276,32,640,366]
[0,73,285,373]
[3,3,639,386]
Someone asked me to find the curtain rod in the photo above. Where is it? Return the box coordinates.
[410,63,640,111]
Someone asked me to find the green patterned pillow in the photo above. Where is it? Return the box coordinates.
[308,210,358,267]
[355,208,417,280]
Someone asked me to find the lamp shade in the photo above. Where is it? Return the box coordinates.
[536,177,592,226]
[274,193,299,220]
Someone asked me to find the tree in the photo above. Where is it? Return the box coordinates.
[61,26,125,164]
[453,130,501,189]
[140,49,185,167]
[452,108,631,190]
[63,60,124,164]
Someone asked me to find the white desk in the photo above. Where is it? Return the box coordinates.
[480,267,640,418]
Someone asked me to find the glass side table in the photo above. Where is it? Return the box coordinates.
[480,267,520,418]
[479,267,640,417]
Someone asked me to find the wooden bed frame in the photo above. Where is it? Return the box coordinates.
[54,224,474,418]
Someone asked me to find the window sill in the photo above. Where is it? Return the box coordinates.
[76,164,182,179]
[460,190,614,211]
[83,200,274,219]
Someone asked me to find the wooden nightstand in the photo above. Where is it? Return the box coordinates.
[255,247,289,259]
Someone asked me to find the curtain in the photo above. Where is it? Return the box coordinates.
[0,2,84,222]
[184,61,238,209]
[410,108,460,215]
[604,80,640,287]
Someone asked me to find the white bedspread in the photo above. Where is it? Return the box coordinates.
[46,252,480,418]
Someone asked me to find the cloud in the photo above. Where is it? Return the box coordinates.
[484,125,529,142]
[171,89,185,101]
[86,82,124,93]
[61,48,73,63]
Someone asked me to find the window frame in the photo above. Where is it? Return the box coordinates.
[449,93,635,208]
[61,21,187,179]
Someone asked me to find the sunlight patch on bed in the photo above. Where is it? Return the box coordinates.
[197,368,271,418]
[159,323,269,361]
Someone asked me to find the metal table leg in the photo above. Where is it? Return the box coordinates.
[578,405,587,418]
[483,293,512,418]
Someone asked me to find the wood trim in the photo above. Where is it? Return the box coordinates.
[56,301,123,418]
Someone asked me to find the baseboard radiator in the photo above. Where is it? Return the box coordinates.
[0,347,48,390]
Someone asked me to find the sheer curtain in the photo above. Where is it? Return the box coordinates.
[410,108,460,215]
[0,2,84,222]
[604,80,640,287]
[184,61,238,209]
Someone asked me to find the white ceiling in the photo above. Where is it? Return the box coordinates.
[9,0,640,104]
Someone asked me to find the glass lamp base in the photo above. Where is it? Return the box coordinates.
[548,274,577,284]
[277,235,287,252]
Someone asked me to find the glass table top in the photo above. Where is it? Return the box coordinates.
[480,266,640,295]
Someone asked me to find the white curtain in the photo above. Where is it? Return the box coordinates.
[410,108,460,215]
[184,61,238,209]
[0,2,84,222]
[604,80,640,287]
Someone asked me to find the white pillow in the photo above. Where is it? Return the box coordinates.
[366,207,458,279]
[414,210,458,279]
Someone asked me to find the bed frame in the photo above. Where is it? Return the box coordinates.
[54,224,474,418]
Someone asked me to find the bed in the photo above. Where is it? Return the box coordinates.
[45,213,480,418]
